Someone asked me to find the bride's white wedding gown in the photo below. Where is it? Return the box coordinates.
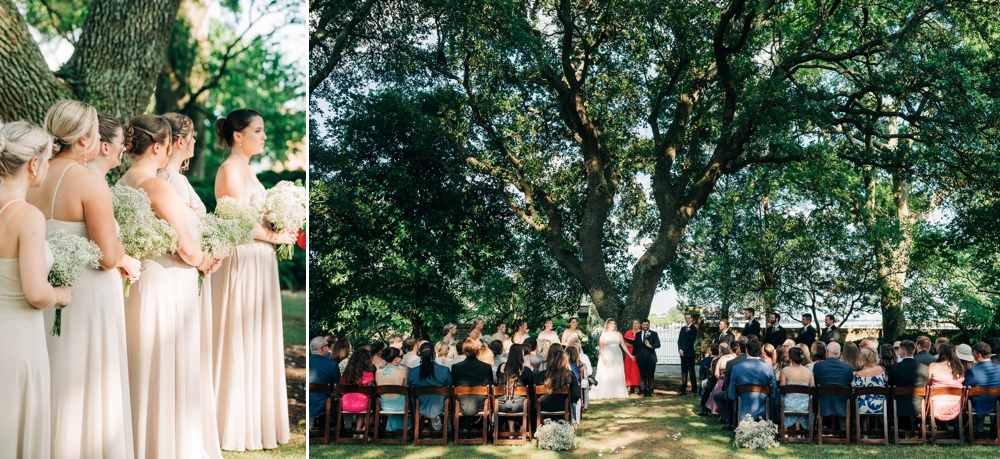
[591,331,629,400]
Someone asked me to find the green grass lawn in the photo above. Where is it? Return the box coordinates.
[220,429,306,458]
[310,382,1000,458]
[282,290,307,347]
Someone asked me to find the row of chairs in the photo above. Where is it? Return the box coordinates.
[732,384,1000,446]
[309,383,574,446]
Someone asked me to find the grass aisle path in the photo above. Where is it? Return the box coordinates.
[311,380,999,458]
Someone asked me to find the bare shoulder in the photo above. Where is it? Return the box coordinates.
[9,201,45,229]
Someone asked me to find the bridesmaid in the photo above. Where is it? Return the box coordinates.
[0,121,73,459]
[623,319,641,394]
[27,101,140,459]
[119,114,219,458]
[212,109,295,451]
[159,113,225,459]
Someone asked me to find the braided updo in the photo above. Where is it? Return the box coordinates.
[124,115,171,157]
[0,121,53,181]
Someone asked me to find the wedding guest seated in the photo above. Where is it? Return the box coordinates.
[537,348,581,418]
[965,342,1000,432]
[774,346,790,381]
[887,340,930,431]
[491,340,507,377]
[914,336,936,366]
[780,347,814,430]
[566,346,585,420]
[452,338,493,430]
[699,344,719,398]
[477,345,494,367]
[324,335,337,355]
[496,344,534,432]
[813,342,853,428]
[879,344,897,373]
[447,340,468,369]
[853,346,888,415]
[934,337,950,356]
[702,342,729,416]
[927,343,965,425]
[407,342,452,431]
[762,343,776,367]
[782,339,796,348]
[341,348,375,431]
[331,338,351,373]
[715,338,748,429]
[841,343,863,372]
[860,337,879,351]
[401,338,422,368]
[524,337,543,377]
[957,344,976,373]
[308,336,340,430]
[796,343,813,369]
[375,347,409,432]
[388,334,403,350]
[809,341,827,368]
[986,338,1000,365]
[728,340,778,423]
[567,338,592,411]
[370,342,386,368]
[434,341,451,366]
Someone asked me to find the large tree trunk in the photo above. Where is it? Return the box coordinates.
[880,171,913,339]
[0,0,182,123]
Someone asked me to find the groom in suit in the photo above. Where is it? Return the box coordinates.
[635,319,660,397]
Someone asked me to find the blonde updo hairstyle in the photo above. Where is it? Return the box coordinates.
[124,115,172,157]
[0,121,54,181]
[162,113,194,171]
[45,100,99,156]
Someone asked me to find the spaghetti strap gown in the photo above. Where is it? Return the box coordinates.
[160,170,224,459]
[121,179,212,459]
[623,330,641,388]
[44,165,135,458]
[0,200,53,459]
[212,171,290,451]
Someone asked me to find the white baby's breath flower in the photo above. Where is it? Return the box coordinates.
[257,180,307,260]
[213,197,258,246]
[732,414,779,449]
[46,230,102,336]
[111,185,179,296]
[535,418,577,451]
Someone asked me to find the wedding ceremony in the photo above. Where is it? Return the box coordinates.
[309,0,1000,457]
[1,1,308,458]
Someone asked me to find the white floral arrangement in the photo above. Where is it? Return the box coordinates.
[732,414,779,450]
[256,180,307,260]
[535,419,577,451]
[213,197,258,245]
[46,230,102,336]
[111,185,178,295]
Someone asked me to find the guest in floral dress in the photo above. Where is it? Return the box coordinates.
[340,348,375,432]
[853,347,888,414]
[928,343,966,422]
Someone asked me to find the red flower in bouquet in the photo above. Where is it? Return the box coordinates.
[297,228,306,250]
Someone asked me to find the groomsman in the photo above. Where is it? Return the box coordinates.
[677,313,698,396]
[819,314,841,343]
[763,312,786,348]
[795,313,816,347]
[635,319,660,397]
[742,308,761,339]
[713,319,735,346]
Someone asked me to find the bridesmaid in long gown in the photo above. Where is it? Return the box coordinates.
[119,114,220,459]
[27,102,141,459]
[212,109,295,451]
[159,113,225,459]
[0,121,73,459]
[623,319,641,393]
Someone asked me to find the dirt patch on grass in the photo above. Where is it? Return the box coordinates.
[286,344,307,429]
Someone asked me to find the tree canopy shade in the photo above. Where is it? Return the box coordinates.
[0,0,182,122]
[312,0,1000,337]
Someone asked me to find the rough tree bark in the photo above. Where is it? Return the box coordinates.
[0,0,182,123]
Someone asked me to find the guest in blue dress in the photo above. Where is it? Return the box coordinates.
[375,347,409,431]
[780,347,814,429]
[407,342,452,431]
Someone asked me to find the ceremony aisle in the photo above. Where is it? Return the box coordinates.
[311,377,1000,459]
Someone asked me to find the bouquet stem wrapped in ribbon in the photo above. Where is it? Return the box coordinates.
[256,180,307,260]
[46,230,102,336]
[111,185,179,296]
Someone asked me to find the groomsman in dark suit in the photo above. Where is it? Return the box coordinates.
[677,313,698,396]
[762,312,786,348]
[713,319,735,346]
[635,319,661,397]
[742,308,761,340]
[795,313,816,347]
[819,314,841,343]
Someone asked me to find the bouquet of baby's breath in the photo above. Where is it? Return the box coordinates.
[732,414,779,449]
[535,419,577,451]
[111,185,178,296]
[47,230,102,336]
[213,196,258,245]
[197,210,254,294]
[257,180,307,260]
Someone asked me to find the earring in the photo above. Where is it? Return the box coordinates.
[30,173,36,179]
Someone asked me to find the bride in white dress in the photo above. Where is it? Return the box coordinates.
[590,319,634,400]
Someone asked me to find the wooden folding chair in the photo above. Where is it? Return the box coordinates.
[413,386,451,446]
[966,387,1000,446]
[334,384,375,445]
[928,386,965,445]
[308,383,333,445]
[853,386,889,445]
[734,385,771,428]
[892,386,927,445]
[816,386,852,444]
[453,386,492,445]
[373,385,409,445]
[778,385,813,443]
[493,386,530,445]
[534,384,571,442]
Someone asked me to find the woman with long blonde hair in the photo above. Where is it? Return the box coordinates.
[590,319,633,400]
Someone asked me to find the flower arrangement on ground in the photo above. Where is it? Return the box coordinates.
[256,180,307,260]
[46,230,102,336]
[535,418,577,451]
[732,414,779,449]
[110,185,178,295]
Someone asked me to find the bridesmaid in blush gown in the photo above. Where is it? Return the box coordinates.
[212,109,295,451]
[119,115,221,459]
[0,121,74,459]
[27,102,141,459]
[623,319,641,393]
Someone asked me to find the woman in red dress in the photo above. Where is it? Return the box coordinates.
[623,319,641,394]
